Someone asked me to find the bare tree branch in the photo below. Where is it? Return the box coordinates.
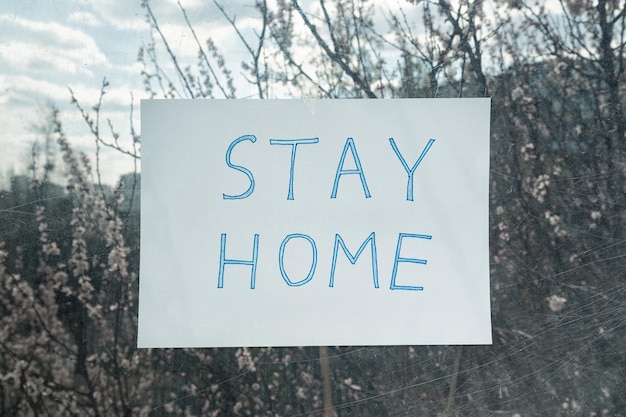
[290,0,378,98]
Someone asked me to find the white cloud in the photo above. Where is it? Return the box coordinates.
[0,15,107,77]
[67,10,104,27]
[88,0,146,32]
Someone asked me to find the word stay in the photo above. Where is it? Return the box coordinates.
[222,135,436,201]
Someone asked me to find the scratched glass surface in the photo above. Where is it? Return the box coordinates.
[1,1,625,416]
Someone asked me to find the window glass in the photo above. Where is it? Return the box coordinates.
[1,1,624,416]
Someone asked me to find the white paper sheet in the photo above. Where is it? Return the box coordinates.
[138,98,492,347]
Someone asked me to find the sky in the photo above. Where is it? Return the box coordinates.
[1,1,142,186]
[0,0,262,187]
[0,0,430,188]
